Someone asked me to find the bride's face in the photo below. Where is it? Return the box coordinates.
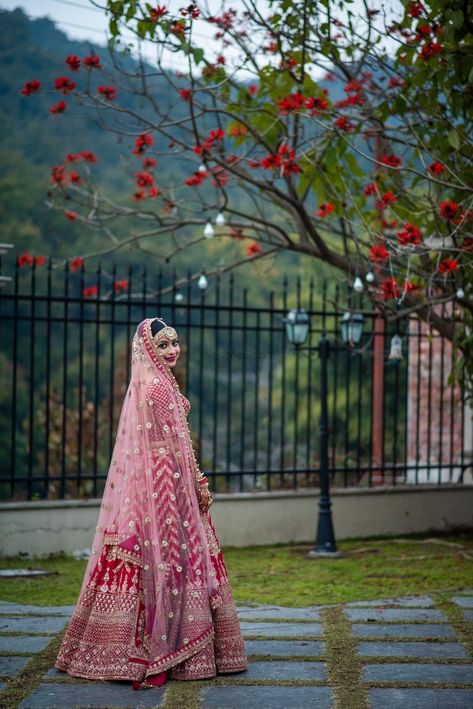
[156,336,181,368]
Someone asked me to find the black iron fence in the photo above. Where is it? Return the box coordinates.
[0,259,470,501]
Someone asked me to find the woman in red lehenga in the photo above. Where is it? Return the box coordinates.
[56,317,247,688]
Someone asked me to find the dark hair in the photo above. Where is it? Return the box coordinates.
[151,319,168,337]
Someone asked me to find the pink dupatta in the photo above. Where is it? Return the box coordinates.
[78,317,220,677]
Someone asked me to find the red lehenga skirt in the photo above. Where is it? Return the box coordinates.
[55,513,247,682]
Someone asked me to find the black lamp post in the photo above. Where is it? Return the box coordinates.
[283,308,364,558]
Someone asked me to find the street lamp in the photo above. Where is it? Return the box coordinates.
[283,308,364,557]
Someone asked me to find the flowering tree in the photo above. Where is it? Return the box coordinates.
[19,1,473,388]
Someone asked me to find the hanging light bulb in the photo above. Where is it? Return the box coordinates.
[353,276,364,292]
[198,162,206,173]
[174,290,184,302]
[203,219,215,238]
[456,287,465,299]
[215,211,225,226]
[365,271,375,283]
[388,334,403,361]
[198,273,208,289]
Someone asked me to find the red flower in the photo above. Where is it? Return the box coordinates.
[69,171,82,184]
[70,256,84,272]
[98,85,117,100]
[51,165,67,185]
[246,241,262,257]
[381,277,400,300]
[170,20,186,39]
[381,154,401,167]
[408,2,424,17]
[363,182,378,196]
[419,41,443,61]
[378,191,397,208]
[83,54,101,69]
[149,5,168,21]
[83,285,98,298]
[66,55,81,71]
[335,116,354,132]
[439,199,459,220]
[133,190,145,201]
[279,57,298,71]
[185,172,207,186]
[230,227,244,239]
[369,244,390,262]
[114,279,129,293]
[65,153,81,162]
[248,84,258,96]
[344,79,363,94]
[428,161,445,175]
[143,157,157,169]
[397,222,422,246]
[148,185,160,198]
[81,150,97,162]
[209,128,225,141]
[438,258,458,274]
[381,218,398,230]
[277,92,305,113]
[34,255,46,266]
[49,100,67,114]
[20,80,41,96]
[17,252,33,266]
[403,281,420,294]
[64,210,78,220]
[179,88,191,101]
[132,133,154,155]
[316,203,336,217]
[54,77,76,94]
[462,237,473,252]
[180,4,199,18]
[305,96,329,112]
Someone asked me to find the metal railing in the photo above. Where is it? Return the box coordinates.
[0,259,470,500]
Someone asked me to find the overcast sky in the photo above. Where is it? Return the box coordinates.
[0,0,404,74]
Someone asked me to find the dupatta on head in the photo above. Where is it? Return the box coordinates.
[81,317,220,676]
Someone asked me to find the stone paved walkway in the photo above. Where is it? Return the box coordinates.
[0,591,472,708]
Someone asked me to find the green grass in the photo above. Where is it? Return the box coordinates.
[1,533,472,607]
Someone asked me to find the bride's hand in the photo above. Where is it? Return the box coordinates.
[198,481,213,512]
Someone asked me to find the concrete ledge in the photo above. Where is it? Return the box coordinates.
[0,485,472,557]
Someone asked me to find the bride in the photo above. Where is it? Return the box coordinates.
[55,317,247,688]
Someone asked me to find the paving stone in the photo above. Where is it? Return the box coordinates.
[244,640,324,657]
[0,636,52,653]
[352,623,455,639]
[0,602,74,617]
[363,662,473,683]
[18,682,166,708]
[238,661,326,681]
[370,688,473,709]
[0,617,68,635]
[43,668,66,679]
[238,605,321,621]
[451,595,473,608]
[345,607,446,622]
[0,655,32,676]
[241,622,323,638]
[200,685,333,709]
[463,610,473,622]
[347,596,434,608]
[357,641,468,659]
